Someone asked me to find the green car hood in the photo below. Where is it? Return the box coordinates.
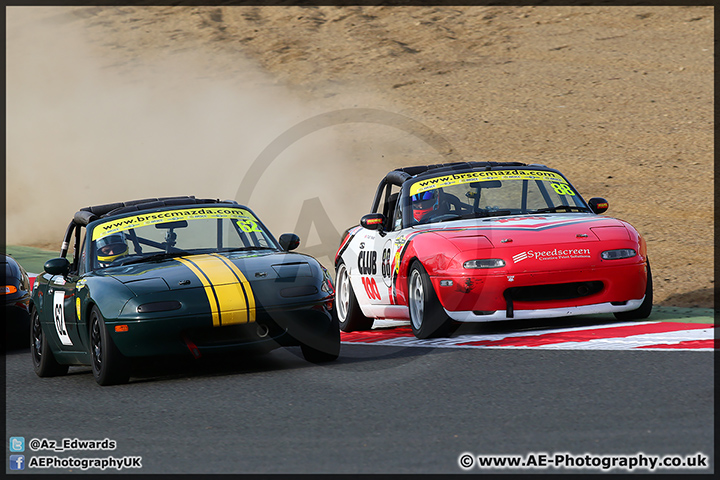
[96,251,320,299]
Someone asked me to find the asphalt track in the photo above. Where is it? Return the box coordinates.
[4,248,715,473]
[4,317,714,474]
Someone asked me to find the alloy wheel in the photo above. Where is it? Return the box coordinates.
[409,269,425,330]
[336,263,350,322]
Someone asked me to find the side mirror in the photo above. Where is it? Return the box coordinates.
[44,257,71,276]
[588,198,609,214]
[279,233,300,251]
[361,213,385,231]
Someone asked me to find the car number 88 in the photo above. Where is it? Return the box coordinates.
[552,183,575,196]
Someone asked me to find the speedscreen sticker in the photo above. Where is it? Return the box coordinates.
[92,207,258,241]
[410,169,567,196]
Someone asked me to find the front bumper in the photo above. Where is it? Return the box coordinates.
[108,303,334,357]
[432,262,648,321]
[445,297,645,322]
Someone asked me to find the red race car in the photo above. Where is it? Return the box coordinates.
[334,162,652,338]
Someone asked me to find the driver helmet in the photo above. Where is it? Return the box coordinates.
[411,189,439,221]
[96,233,128,265]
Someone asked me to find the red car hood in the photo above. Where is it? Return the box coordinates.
[423,214,631,251]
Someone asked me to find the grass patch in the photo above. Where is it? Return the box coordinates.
[5,245,58,274]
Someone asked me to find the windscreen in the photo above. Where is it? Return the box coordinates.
[89,206,277,269]
[404,169,589,226]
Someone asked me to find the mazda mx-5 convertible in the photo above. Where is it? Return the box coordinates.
[31,196,338,385]
[334,162,652,338]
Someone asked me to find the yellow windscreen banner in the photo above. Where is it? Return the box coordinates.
[410,170,567,196]
[176,254,256,327]
[92,207,257,241]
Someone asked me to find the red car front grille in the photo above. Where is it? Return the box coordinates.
[506,281,604,302]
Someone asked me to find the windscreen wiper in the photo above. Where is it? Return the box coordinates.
[531,205,590,214]
[118,251,190,265]
[221,246,276,253]
[484,210,514,217]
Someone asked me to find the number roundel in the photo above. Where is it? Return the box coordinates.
[381,248,391,278]
[54,303,66,335]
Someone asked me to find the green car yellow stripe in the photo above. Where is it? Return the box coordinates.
[176,257,221,325]
[176,255,256,327]
[211,254,256,323]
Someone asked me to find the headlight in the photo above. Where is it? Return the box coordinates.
[463,259,506,269]
[601,249,636,260]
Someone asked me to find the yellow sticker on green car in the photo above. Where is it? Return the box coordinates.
[92,207,258,241]
[176,254,256,327]
[410,170,567,196]
[236,218,262,233]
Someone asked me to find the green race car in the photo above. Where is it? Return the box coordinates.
[30,196,339,385]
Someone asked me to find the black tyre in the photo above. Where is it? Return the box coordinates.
[408,261,454,339]
[334,260,374,332]
[300,313,341,363]
[614,261,653,321]
[90,306,130,386]
[30,307,69,377]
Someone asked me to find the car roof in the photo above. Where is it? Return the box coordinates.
[381,162,559,187]
[73,196,238,226]
[390,161,558,184]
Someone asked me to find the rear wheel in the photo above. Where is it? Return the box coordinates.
[335,260,374,332]
[30,307,69,377]
[90,306,130,386]
[408,261,454,338]
[614,261,653,321]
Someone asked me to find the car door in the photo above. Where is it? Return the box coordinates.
[45,226,85,352]
[47,274,83,350]
[360,186,404,306]
[369,228,404,306]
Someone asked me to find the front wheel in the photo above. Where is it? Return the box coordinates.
[408,261,454,339]
[335,260,374,332]
[614,261,653,321]
[90,306,130,386]
[30,307,69,377]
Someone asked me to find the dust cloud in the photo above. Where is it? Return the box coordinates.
[5,7,443,266]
